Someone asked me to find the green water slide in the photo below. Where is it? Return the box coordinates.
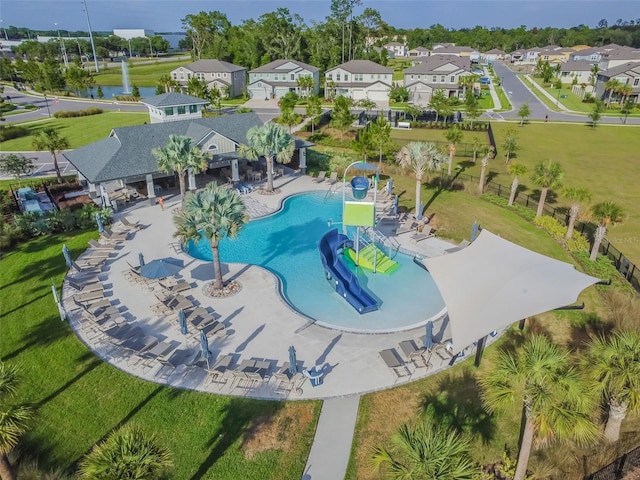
[344,245,399,274]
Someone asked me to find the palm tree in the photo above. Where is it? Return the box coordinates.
[584,331,640,442]
[507,163,527,206]
[479,334,599,480]
[502,128,519,165]
[530,160,564,217]
[478,152,491,194]
[78,424,172,480]
[458,74,478,97]
[618,83,633,107]
[604,79,621,108]
[589,201,624,261]
[296,75,315,97]
[238,123,295,193]
[152,135,207,208]
[368,114,391,168]
[561,187,591,240]
[0,362,34,480]
[444,125,463,177]
[173,183,247,291]
[32,127,70,183]
[396,141,446,216]
[589,64,599,86]
[370,417,478,480]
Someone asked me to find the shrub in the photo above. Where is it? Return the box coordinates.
[53,107,103,118]
[573,251,635,294]
[235,107,253,113]
[481,193,536,220]
[565,234,589,253]
[533,215,565,240]
[0,125,29,142]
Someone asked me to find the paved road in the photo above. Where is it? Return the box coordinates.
[489,62,640,125]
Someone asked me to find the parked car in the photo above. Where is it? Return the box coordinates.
[480,77,491,85]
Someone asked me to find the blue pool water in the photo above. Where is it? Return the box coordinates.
[187,192,446,332]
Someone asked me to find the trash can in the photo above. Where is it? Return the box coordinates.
[350,176,369,200]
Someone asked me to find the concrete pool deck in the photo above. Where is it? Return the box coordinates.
[62,172,476,401]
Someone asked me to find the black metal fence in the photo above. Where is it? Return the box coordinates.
[458,172,640,293]
[585,445,640,480]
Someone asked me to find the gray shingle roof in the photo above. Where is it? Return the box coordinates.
[140,92,210,108]
[65,113,264,184]
[561,60,594,72]
[599,61,640,78]
[250,59,320,73]
[404,55,470,74]
[182,59,246,73]
[326,60,393,74]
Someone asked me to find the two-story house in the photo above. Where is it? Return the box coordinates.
[430,45,480,63]
[482,48,507,63]
[570,44,623,62]
[599,47,640,70]
[247,59,320,100]
[559,60,595,85]
[139,92,210,124]
[324,60,393,103]
[408,46,430,58]
[384,41,408,58]
[170,60,247,98]
[595,62,640,104]
[403,55,472,105]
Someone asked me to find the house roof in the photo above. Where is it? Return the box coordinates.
[422,230,600,354]
[410,46,430,52]
[602,49,640,61]
[329,80,392,89]
[181,59,246,73]
[385,42,404,47]
[65,113,264,184]
[326,60,393,74]
[250,59,319,73]
[139,92,210,108]
[561,60,594,72]
[599,61,640,78]
[430,45,476,54]
[404,55,471,73]
[485,48,506,55]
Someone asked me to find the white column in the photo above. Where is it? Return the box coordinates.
[231,159,240,182]
[146,174,156,206]
[88,181,97,198]
[188,168,197,190]
[299,148,307,174]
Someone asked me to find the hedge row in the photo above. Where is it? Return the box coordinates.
[53,107,103,118]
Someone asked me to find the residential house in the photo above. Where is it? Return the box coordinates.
[139,92,210,124]
[430,45,479,62]
[403,55,472,105]
[247,59,320,100]
[537,45,574,64]
[482,48,507,62]
[385,41,408,57]
[570,44,624,62]
[324,60,393,102]
[510,47,542,64]
[595,62,640,103]
[408,46,430,57]
[599,47,640,70]
[559,60,594,85]
[170,60,247,98]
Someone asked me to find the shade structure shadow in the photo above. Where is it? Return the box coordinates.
[189,262,230,281]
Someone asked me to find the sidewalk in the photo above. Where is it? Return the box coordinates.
[521,75,570,112]
[303,396,360,480]
[484,66,503,113]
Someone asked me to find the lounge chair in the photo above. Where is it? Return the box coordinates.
[119,216,140,229]
[379,348,411,382]
[394,218,419,235]
[327,172,338,185]
[398,340,430,370]
[410,225,435,243]
[101,228,129,243]
[205,354,234,389]
[74,289,106,304]
[66,278,103,293]
[88,239,118,251]
[155,349,200,380]
[313,171,327,183]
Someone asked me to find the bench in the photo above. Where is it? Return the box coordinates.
[397,121,411,129]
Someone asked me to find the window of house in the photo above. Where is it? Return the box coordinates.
[223,73,227,78]
[634,78,639,86]
[177,106,186,115]
[234,72,237,79]
[180,74,184,80]
[344,74,349,81]
[411,75,414,80]
[441,75,445,82]
[354,74,362,81]
[543,55,549,60]
[187,73,191,79]
[165,107,174,116]
[291,74,295,80]
[432,75,437,82]
[189,105,198,113]
[450,75,455,83]
[337,73,341,81]
[327,74,333,80]
[208,144,218,151]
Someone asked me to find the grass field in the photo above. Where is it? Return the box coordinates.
[389,123,640,264]
[0,112,149,150]
[92,60,192,88]
[0,232,320,478]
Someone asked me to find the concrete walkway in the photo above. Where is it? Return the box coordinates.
[303,396,360,480]
[521,74,570,111]
[484,66,503,112]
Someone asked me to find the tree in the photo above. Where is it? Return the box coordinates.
[0,362,34,480]
[429,89,448,122]
[305,94,322,136]
[370,417,478,479]
[368,114,392,168]
[507,163,527,206]
[32,127,69,183]
[152,135,208,207]
[0,154,34,181]
[330,95,355,141]
[604,78,621,108]
[458,74,477,97]
[357,98,377,117]
[186,76,208,98]
[502,128,519,165]
[618,83,633,108]
[589,201,624,261]
[173,183,247,292]
[464,91,480,128]
[470,137,482,164]
[405,104,422,122]
[479,334,599,480]
[78,424,172,480]
[589,100,604,128]
[296,75,315,97]
[621,97,635,124]
[561,186,591,240]
[584,331,640,442]
[395,141,446,216]
[531,160,564,217]
[96,85,104,99]
[351,128,373,161]
[131,85,140,99]
[238,123,295,193]
[517,102,531,126]
[478,151,491,194]
[444,125,463,177]
[589,64,599,87]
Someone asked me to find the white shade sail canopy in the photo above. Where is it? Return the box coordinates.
[423,230,600,354]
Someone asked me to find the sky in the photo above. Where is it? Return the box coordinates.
[0,0,637,33]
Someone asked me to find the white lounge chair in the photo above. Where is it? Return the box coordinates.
[313,171,327,183]
[327,172,338,185]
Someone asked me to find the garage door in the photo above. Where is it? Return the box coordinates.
[366,89,389,101]
[351,89,366,100]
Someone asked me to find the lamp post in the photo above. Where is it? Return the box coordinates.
[82,0,99,73]
[0,19,8,41]
[556,86,561,107]
[128,38,132,58]
[43,93,52,117]
[54,23,69,69]
[146,36,153,57]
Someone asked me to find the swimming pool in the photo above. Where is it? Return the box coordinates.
[187,191,446,332]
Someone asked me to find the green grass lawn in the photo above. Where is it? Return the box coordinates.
[1,112,149,150]
[390,123,640,264]
[93,60,192,88]
[0,232,319,478]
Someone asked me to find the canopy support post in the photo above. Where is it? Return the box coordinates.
[474,336,487,367]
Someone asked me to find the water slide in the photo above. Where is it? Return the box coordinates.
[318,229,379,314]
[344,245,399,274]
